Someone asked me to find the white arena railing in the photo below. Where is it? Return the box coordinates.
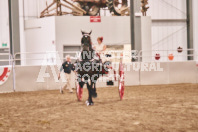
[12,49,198,66]
[0,53,13,65]
[138,49,196,62]
[14,50,129,66]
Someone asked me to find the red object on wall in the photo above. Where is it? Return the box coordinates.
[0,67,11,85]
[90,16,101,22]
[168,54,174,61]
[0,67,10,82]
[177,46,183,53]
[155,54,160,60]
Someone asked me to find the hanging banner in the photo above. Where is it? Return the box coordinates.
[0,67,11,85]
[90,16,101,23]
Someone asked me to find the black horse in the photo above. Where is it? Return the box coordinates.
[75,31,109,106]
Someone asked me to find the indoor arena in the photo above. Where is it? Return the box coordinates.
[0,0,198,131]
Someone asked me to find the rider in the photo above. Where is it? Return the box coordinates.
[93,36,106,60]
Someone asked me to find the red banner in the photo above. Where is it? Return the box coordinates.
[90,16,101,23]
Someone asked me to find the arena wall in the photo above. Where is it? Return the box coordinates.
[169,61,197,84]
[14,65,48,92]
[140,62,169,85]
[140,61,197,85]
[1,61,197,93]
[123,63,140,86]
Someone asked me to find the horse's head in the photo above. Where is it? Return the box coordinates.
[81,30,92,51]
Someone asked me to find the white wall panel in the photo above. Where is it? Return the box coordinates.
[24,17,56,65]
[148,0,186,19]
[24,16,130,65]
[15,65,47,92]
[193,0,198,58]
[151,22,187,61]
[125,63,139,86]
[55,16,130,53]
[0,0,10,48]
[140,62,169,85]
[169,61,197,84]
[147,0,188,62]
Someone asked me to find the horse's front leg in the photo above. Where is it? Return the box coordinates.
[86,80,94,106]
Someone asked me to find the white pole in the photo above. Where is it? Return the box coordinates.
[37,0,40,18]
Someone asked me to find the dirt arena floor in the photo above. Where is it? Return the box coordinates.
[0,84,198,132]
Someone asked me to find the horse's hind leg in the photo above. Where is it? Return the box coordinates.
[92,82,97,98]
[91,75,98,98]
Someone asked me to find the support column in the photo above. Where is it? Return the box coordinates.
[130,0,135,51]
[192,0,198,60]
[8,0,21,64]
[186,0,193,60]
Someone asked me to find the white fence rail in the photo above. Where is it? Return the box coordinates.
[138,49,196,62]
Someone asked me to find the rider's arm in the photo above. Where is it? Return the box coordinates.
[93,45,96,50]
[103,45,106,51]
